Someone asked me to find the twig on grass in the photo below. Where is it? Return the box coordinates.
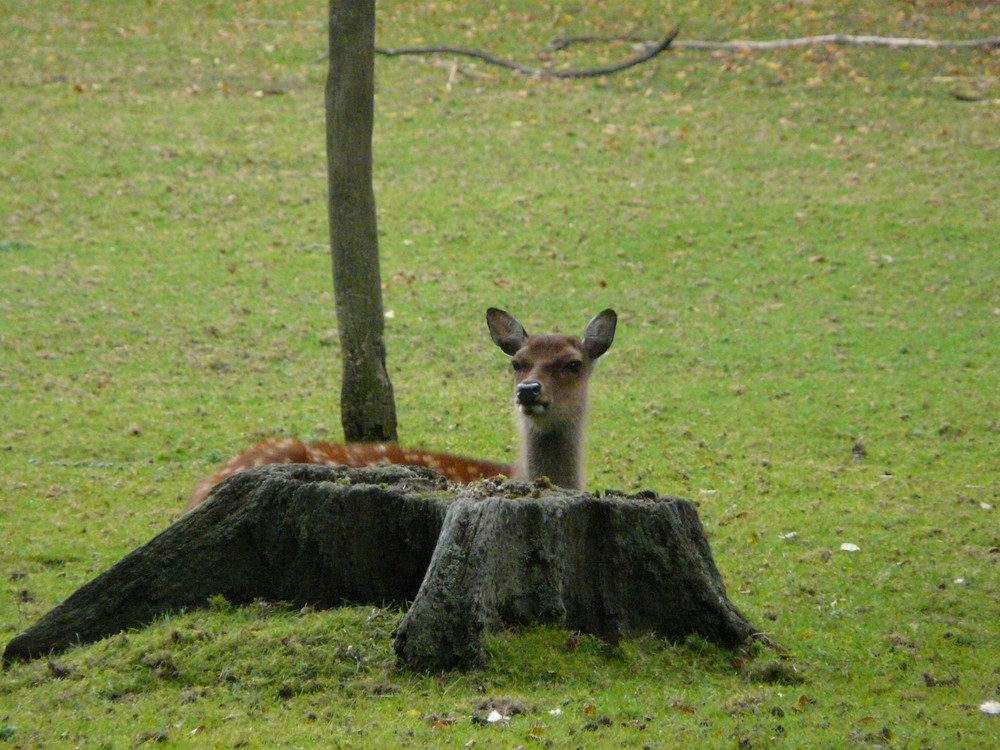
[373,28,680,79]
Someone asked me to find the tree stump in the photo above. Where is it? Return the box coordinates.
[394,487,754,669]
[4,466,758,670]
[3,465,446,664]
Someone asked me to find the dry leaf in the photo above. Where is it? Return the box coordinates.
[794,694,815,710]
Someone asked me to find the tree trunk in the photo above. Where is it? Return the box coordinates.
[326,0,397,442]
[4,467,759,669]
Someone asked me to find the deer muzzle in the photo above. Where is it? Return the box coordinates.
[516,381,547,415]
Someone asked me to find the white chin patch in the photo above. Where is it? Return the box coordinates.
[519,403,548,417]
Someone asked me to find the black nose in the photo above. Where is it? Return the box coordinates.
[516,381,542,405]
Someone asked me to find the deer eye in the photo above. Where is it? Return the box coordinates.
[565,360,583,374]
[511,360,524,373]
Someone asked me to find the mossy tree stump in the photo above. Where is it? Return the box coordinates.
[395,489,754,669]
[4,465,758,670]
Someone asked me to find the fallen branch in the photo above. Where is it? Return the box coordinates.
[374,28,679,79]
[318,29,998,79]
[552,32,1000,52]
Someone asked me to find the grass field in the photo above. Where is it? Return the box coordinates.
[2,1,998,747]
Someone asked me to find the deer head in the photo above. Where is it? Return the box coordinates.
[487,307,616,489]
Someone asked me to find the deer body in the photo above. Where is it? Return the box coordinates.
[187,308,615,510]
[187,439,511,510]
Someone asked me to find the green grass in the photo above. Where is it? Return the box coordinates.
[2,0,998,746]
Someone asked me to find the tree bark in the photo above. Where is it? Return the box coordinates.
[3,465,445,665]
[394,489,754,669]
[4,468,759,670]
[326,0,397,442]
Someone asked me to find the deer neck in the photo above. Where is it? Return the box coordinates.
[516,411,586,490]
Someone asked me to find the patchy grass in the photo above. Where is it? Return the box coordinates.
[2,0,998,747]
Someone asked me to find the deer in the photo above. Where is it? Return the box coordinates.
[186,308,616,510]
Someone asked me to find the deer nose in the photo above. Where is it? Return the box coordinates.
[516,381,542,405]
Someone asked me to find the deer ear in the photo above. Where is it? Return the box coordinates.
[583,309,617,360]
[487,308,529,356]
